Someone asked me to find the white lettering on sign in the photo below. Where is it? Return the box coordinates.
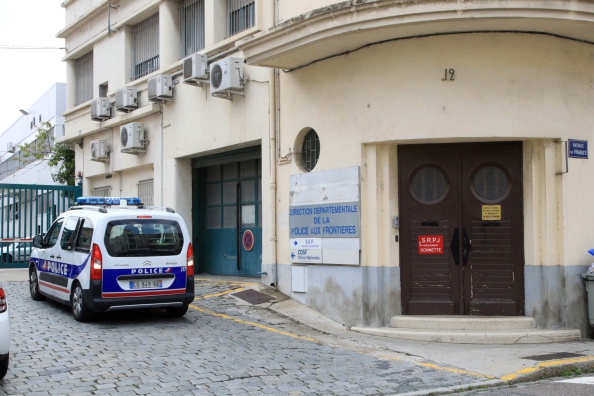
[418,235,444,255]
[291,249,323,263]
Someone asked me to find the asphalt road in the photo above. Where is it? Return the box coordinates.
[0,277,488,396]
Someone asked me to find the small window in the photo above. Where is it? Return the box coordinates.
[179,0,205,58]
[302,129,320,172]
[75,218,94,253]
[471,164,511,204]
[410,165,450,205]
[132,14,160,80]
[138,179,154,206]
[61,216,80,250]
[44,218,64,248]
[227,0,255,37]
[75,52,93,105]
[93,186,111,197]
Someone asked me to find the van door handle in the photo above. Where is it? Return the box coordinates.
[50,254,55,259]
[56,255,61,260]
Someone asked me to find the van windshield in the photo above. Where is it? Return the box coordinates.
[104,219,184,257]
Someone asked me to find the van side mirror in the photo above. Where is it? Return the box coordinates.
[32,235,43,249]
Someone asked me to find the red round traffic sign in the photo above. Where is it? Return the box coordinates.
[242,230,254,251]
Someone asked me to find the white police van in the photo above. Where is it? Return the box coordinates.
[29,197,195,322]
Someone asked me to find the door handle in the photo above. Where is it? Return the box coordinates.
[462,229,472,266]
[450,228,460,266]
[49,254,55,259]
[56,255,61,260]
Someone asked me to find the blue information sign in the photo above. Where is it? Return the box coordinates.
[568,139,588,159]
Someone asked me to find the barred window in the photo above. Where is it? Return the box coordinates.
[75,52,93,105]
[93,186,111,197]
[179,0,205,58]
[138,179,154,206]
[132,14,160,80]
[227,0,255,37]
[302,129,320,172]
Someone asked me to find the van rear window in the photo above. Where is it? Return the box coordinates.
[104,220,184,257]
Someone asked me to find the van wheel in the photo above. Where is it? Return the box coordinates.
[29,267,45,301]
[71,282,93,322]
[166,304,189,318]
[0,353,8,380]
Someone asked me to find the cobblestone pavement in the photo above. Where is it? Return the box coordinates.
[0,278,491,395]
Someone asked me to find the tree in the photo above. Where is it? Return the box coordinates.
[19,121,75,186]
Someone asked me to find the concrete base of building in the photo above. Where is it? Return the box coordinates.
[351,316,582,344]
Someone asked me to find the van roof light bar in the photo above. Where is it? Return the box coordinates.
[76,196,142,206]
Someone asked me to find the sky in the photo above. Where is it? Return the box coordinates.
[0,0,66,133]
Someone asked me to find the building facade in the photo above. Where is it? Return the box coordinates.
[0,83,66,186]
[59,1,594,337]
[0,83,68,237]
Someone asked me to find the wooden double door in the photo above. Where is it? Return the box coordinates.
[398,142,524,316]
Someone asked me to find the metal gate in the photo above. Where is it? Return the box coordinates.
[0,183,82,269]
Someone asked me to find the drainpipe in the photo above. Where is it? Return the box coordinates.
[269,68,278,289]
[107,0,118,34]
[269,0,280,288]
[160,103,164,206]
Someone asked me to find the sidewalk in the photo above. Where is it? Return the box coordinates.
[4,268,594,394]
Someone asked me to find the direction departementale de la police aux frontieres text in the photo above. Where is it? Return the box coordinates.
[289,203,359,238]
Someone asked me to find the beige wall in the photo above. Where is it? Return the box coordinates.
[277,0,338,23]
[274,32,594,270]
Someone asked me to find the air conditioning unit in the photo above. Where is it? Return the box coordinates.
[90,97,112,121]
[7,142,15,153]
[90,139,109,162]
[148,74,173,102]
[210,57,244,98]
[183,54,209,86]
[120,122,145,153]
[115,87,138,112]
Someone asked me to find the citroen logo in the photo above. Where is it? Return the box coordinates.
[143,260,152,267]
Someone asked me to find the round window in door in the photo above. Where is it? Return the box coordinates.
[409,165,449,205]
[471,164,511,204]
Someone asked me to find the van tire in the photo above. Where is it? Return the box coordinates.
[166,304,189,318]
[0,353,8,380]
[29,267,45,301]
[71,282,93,322]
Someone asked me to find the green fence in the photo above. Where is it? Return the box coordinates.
[0,184,82,269]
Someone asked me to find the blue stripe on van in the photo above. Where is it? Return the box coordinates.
[33,255,89,279]
[102,267,187,294]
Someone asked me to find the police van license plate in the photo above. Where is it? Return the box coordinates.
[130,280,163,289]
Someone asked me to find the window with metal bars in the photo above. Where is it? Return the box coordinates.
[179,0,205,58]
[75,52,93,105]
[132,14,160,80]
[302,129,320,172]
[138,179,154,206]
[93,186,111,197]
[227,0,255,37]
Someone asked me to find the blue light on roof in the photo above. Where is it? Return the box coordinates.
[76,197,142,206]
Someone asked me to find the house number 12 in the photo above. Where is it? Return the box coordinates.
[442,68,455,81]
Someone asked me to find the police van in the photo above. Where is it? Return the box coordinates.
[29,197,195,322]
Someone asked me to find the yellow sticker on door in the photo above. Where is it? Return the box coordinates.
[482,205,502,221]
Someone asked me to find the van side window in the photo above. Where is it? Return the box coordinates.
[75,218,94,253]
[44,218,64,248]
[60,216,80,250]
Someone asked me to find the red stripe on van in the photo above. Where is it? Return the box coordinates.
[102,288,186,298]
[39,281,69,294]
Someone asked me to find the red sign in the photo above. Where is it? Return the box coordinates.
[242,230,254,251]
[418,235,444,255]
